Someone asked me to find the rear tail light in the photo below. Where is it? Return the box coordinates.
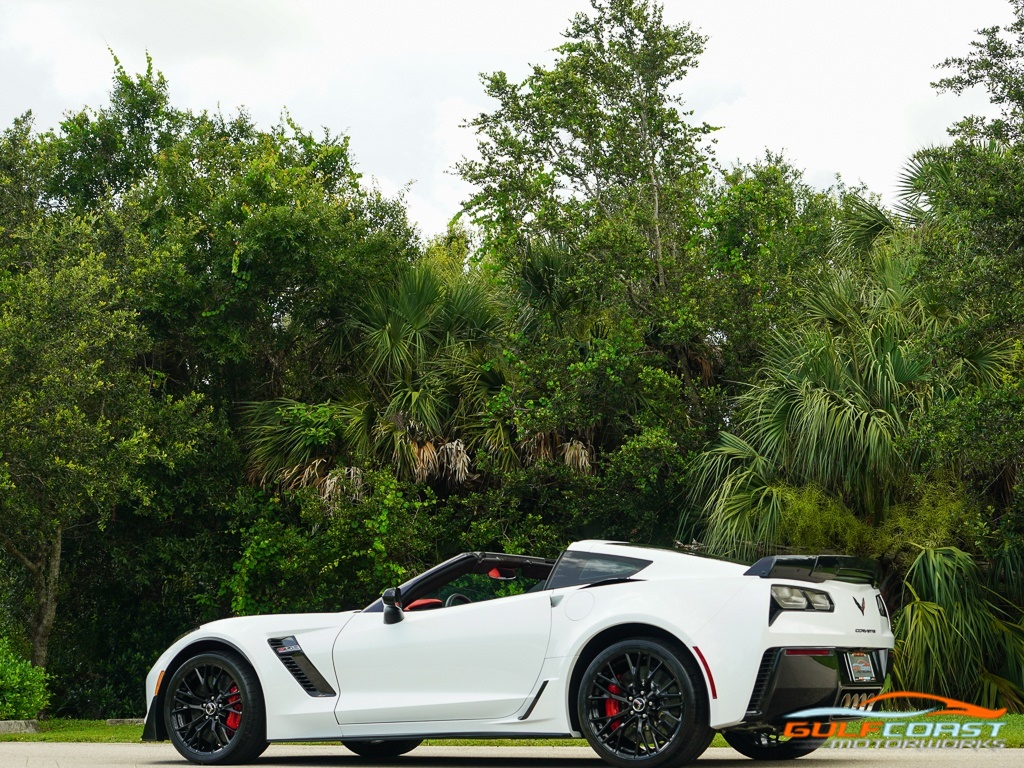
[772,586,810,609]
[771,585,834,611]
[770,585,834,624]
[807,591,833,611]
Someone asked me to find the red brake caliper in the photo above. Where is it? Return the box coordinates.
[605,683,623,731]
[225,685,242,731]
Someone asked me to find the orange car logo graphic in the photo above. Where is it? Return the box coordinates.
[786,691,1007,721]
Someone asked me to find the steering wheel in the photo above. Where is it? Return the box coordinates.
[444,593,472,607]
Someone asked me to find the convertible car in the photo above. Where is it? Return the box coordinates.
[143,540,894,766]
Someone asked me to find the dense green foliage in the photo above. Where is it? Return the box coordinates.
[0,0,1021,717]
[0,637,49,719]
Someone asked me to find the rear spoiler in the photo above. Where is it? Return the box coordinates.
[744,555,879,586]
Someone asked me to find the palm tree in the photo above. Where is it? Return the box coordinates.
[243,261,504,493]
[895,547,1024,711]
[832,139,1008,257]
[243,238,616,501]
[691,247,1006,560]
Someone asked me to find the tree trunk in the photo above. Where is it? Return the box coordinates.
[29,528,62,668]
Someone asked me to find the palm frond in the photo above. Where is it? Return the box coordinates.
[832,195,899,256]
[240,398,347,486]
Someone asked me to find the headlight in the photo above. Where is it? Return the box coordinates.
[770,585,834,624]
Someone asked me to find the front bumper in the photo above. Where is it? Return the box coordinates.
[742,647,888,725]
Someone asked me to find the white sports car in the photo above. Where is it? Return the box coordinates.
[143,540,894,766]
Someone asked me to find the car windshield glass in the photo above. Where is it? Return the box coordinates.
[413,562,549,606]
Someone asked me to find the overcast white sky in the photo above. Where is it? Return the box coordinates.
[0,0,1013,238]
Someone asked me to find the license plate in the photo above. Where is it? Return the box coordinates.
[847,651,875,682]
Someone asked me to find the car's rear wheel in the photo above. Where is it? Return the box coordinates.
[164,650,268,765]
[723,728,826,759]
[577,638,711,768]
[342,739,422,758]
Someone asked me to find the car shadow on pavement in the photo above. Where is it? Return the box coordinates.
[147,761,601,767]
[146,762,588,767]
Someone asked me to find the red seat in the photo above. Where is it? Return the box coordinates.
[404,598,443,611]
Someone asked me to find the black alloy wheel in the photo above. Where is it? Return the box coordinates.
[723,728,826,760]
[342,738,423,758]
[165,651,268,765]
[577,638,711,768]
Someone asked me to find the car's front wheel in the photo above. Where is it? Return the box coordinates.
[164,650,268,765]
[577,638,712,768]
[342,739,423,758]
[723,728,826,759]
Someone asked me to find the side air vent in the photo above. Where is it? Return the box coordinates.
[745,648,779,716]
[268,636,337,697]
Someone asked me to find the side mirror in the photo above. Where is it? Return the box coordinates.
[382,587,403,625]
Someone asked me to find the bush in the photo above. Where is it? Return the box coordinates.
[0,637,49,719]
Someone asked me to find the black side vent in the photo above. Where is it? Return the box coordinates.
[746,648,779,716]
[268,636,337,697]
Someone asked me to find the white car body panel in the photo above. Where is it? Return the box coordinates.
[145,540,896,744]
[333,590,551,724]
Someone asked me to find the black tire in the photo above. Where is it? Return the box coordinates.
[342,739,423,758]
[723,728,826,760]
[164,650,269,765]
[577,638,711,768]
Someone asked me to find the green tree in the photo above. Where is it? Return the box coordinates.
[458,1,842,477]
[0,58,421,707]
[459,0,713,290]
[34,56,418,407]
[934,0,1024,142]
[0,250,180,666]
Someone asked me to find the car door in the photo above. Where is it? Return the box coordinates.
[333,590,551,725]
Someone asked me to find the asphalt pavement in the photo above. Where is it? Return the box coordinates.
[0,744,1018,768]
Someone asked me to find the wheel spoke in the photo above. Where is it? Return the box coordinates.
[638,653,651,686]
[591,682,629,701]
[647,721,662,751]
[212,668,223,694]
[596,672,619,688]
[645,658,664,681]
[650,719,674,742]
[215,721,230,747]
[593,718,618,739]
[181,716,204,749]
[174,689,204,705]
[612,718,629,751]
[625,653,638,685]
